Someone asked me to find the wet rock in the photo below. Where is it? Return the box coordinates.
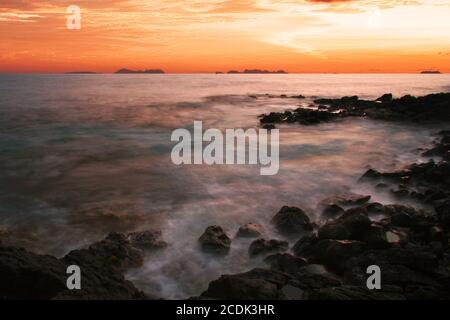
[390,188,410,198]
[198,226,231,255]
[261,93,450,126]
[385,231,404,244]
[280,284,306,299]
[249,239,288,257]
[0,246,67,299]
[375,183,389,189]
[272,206,313,235]
[201,268,290,300]
[65,232,143,273]
[294,271,341,291]
[376,93,393,103]
[309,285,405,300]
[264,253,307,275]
[262,124,276,130]
[435,200,450,227]
[292,234,320,258]
[322,204,345,218]
[318,207,371,241]
[236,223,264,238]
[391,212,414,227]
[0,235,149,299]
[363,224,390,249]
[360,168,382,180]
[319,193,371,208]
[294,108,339,125]
[294,237,366,272]
[362,202,385,215]
[127,230,167,250]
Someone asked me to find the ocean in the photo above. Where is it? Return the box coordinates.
[0,73,449,298]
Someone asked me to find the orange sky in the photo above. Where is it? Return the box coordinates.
[0,0,449,73]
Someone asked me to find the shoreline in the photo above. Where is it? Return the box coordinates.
[1,92,450,300]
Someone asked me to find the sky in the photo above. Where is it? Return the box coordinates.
[0,0,449,73]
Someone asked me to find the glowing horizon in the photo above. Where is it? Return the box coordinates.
[1,0,449,73]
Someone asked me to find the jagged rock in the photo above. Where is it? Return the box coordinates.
[319,194,371,208]
[264,253,307,274]
[309,285,405,300]
[236,223,264,238]
[376,93,393,103]
[293,236,366,271]
[363,224,390,249]
[261,93,450,126]
[362,202,385,215]
[272,206,313,235]
[322,204,345,217]
[127,230,167,250]
[435,200,450,227]
[262,124,276,130]
[0,233,149,300]
[360,168,382,180]
[318,207,371,241]
[391,212,414,227]
[248,239,288,256]
[65,232,143,273]
[201,268,290,300]
[0,246,67,299]
[198,226,231,255]
[292,234,320,258]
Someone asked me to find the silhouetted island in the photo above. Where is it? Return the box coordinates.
[65,71,97,74]
[115,68,165,74]
[224,69,288,74]
[421,70,441,74]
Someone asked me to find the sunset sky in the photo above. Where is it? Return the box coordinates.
[1,0,449,73]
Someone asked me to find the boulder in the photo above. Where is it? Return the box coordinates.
[248,239,288,257]
[198,226,231,255]
[201,268,290,300]
[292,234,320,258]
[272,206,313,235]
[0,246,67,299]
[376,93,393,103]
[310,285,405,300]
[0,233,149,300]
[127,230,167,250]
[264,253,307,275]
[319,194,371,208]
[294,236,365,272]
[318,207,371,241]
[362,224,390,249]
[322,204,345,218]
[236,223,264,238]
[65,232,143,272]
[435,200,450,227]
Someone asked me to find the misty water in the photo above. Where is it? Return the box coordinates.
[0,74,449,298]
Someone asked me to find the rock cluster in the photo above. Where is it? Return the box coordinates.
[0,231,167,299]
[259,93,450,126]
[199,130,450,300]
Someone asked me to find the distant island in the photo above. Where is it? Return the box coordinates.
[217,69,288,74]
[115,68,165,74]
[65,71,97,74]
[421,70,441,74]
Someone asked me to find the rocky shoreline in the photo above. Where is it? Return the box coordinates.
[259,92,450,126]
[196,130,450,300]
[0,231,166,299]
[1,92,450,300]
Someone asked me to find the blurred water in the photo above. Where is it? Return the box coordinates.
[0,74,449,298]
